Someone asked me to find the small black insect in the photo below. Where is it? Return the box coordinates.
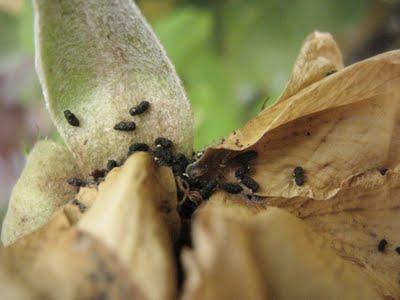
[182,173,204,189]
[114,121,136,131]
[220,182,243,194]
[186,163,208,178]
[63,110,80,127]
[200,179,218,199]
[293,166,305,186]
[155,137,173,148]
[129,100,150,116]
[326,70,337,76]
[232,150,258,164]
[128,142,149,155]
[395,247,400,255]
[90,169,107,180]
[106,160,118,171]
[240,175,259,192]
[153,147,173,166]
[72,199,86,213]
[378,239,388,252]
[379,167,388,176]
[172,153,189,175]
[67,178,86,187]
[178,200,198,219]
[235,165,250,180]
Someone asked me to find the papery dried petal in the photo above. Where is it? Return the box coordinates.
[79,152,179,300]
[0,211,141,300]
[190,49,400,201]
[277,31,344,103]
[182,199,381,300]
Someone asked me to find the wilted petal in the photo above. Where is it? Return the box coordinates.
[190,50,400,200]
[261,173,400,299]
[0,211,141,299]
[187,39,400,298]
[194,164,400,298]
[187,54,400,297]
[79,152,179,300]
[182,199,380,299]
[250,91,399,200]
[34,0,193,174]
[305,209,400,298]
[1,140,81,246]
[0,265,34,299]
[261,169,400,300]
[262,166,400,218]
[181,200,268,300]
[277,31,343,103]
[221,50,400,151]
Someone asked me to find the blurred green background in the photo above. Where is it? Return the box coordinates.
[1,0,400,224]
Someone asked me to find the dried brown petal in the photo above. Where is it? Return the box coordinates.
[305,209,400,298]
[186,40,400,298]
[185,40,400,299]
[274,190,400,300]
[192,165,400,299]
[78,152,179,300]
[191,47,400,201]
[259,168,400,299]
[181,212,268,300]
[277,31,344,103]
[0,211,141,300]
[182,199,381,299]
[0,152,180,300]
[218,51,400,153]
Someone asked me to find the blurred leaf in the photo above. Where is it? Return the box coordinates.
[18,0,34,54]
[153,7,212,70]
[154,7,241,149]
[0,11,19,55]
[223,0,366,105]
[187,50,240,149]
